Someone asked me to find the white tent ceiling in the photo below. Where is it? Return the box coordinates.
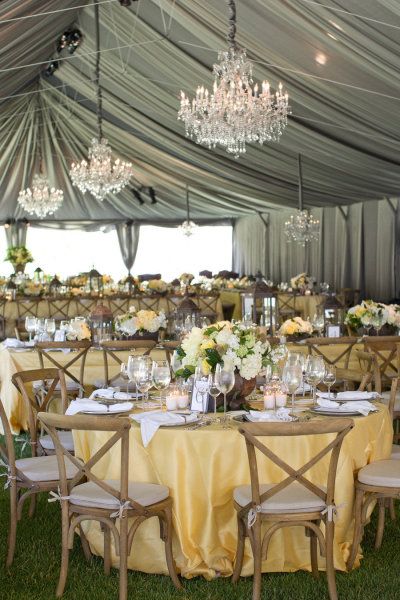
[0,0,400,222]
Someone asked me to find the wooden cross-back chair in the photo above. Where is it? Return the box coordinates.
[363,337,400,394]
[0,396,82,567]
[136,295,162,312]
[337,288,360,310]
[38,412,181,600]
[46,298,75,321]
[164,295,183,317]
[305,337,358,369]
[11,368,73,457]
[232,419,354,600]
[277,293,300,322]
[105,297,131,316]
[14,299,41,340]
[73,297,99,316]
[35,340,91,397]
[196,293,220,320]
[100,340,156,388]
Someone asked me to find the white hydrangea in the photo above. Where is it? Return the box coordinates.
[240,353,263,380]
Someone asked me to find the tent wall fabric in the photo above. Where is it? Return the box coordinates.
[233,198,398,302]
[115,221,140,273]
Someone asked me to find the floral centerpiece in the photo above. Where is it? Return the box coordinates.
[345,300,400,334]
[290,272,312,292]
[67,320,91,341]
[146,279,168,294]
[5,246,33,273]
[114,306,167,340]
[20,281,44,297]
[175,321,286,409]
[179,272,194,285]
[279,317,313,339]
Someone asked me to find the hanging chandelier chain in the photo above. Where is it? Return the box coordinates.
[298,153,303,211]
[186,185,190,221]
[94,0,103,140]
[227,0,237,50]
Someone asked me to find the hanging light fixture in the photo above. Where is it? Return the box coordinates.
[179,185,198,237]
[284,154,320,246]
[17,116,64,219]
[70,0,133,200]
[178,0,289,158]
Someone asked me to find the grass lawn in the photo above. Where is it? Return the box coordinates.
[1,442,399,599]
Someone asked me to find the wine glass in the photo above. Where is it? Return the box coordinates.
[35,318,46,342]
[45,318,56,340]
[215,363,235,427]
[152,360,171,407]
[194,362,211,415]
[323,365,336,399]
[305,356,325,406]
[136,364,152,408]
[127,355,147,403]
[312,313,325,336]
[371,313,384,336]
[208,373,220,417]
[25,316,36,343]
[282,363,303,411]
[120,362,129,395]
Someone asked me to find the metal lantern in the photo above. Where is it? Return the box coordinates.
[5,277,17,301]
[49,275,63,297]
[88,268,103,295]
[241,271,277,333]
[323,294,344,337]
[124,273,136,296]
[34,267,44,284]
[89,302,113,344]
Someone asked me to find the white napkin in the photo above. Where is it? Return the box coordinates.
[317,391,379,401]
[66,398,133,415]
[247,408,295,422]
[316,398,377,416]
[89,388,134,401]
[131,411,198,447]
[3,338,34,349]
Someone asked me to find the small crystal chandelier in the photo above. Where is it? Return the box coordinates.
[178,0,289,157]
[18,114,64,219]
[179,185,198,237]
[18,174,64,219]
[284,155,320,246]
[70,1,133,200]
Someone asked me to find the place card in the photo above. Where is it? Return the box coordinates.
[326,325,341,338]
[191,380,210,412]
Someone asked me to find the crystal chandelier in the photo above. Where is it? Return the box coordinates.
[70,1,133,200]
[18,174,64,218]
[179,185,198,237]
[178,0,289,157]
[284,155,320,246]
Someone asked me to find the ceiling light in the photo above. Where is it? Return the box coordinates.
[328,20,343,31]
[326,32,338,41]
[315,52,327,66]
[284,155,320,246]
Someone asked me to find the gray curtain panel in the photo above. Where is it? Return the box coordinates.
[115,222,140,273]
[5,222,27,248]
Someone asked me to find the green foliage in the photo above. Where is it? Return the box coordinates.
[204,348,223,370]
[174,365,195,380]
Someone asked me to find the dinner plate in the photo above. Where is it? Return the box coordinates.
[81,405,133,415]
[310,407,366,417]
[160,415,200,427]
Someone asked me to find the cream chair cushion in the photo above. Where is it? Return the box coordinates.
[233,481,326,514]
[33,379,80,392]
[358,459,400,487]
[15,455,80,482]
[69,480,169,509]
[40,430,75,452]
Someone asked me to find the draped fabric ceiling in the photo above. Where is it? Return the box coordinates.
[0,0,400,224]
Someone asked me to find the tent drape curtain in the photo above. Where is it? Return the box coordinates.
[5,222,27,248]
[115,222,140,273]
[233,198,398,302]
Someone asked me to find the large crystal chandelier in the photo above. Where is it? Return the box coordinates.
[70,1,133,200]
[284,155,320,246]
[179,185,198,237]
[178,0,289,157]
[18,174,64,218]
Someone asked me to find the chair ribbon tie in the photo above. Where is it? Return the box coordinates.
[247,504,262,528]
[110,501,132,519]
[48,488,71,503]
[321,503,345,522]
[0,459,17,490]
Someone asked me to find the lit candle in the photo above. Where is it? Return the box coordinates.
[275,394,287,408]
[263,394,275,410]
[166,393,179,411]
[177,394,189,409]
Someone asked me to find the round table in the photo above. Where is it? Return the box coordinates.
[73,406,392,580]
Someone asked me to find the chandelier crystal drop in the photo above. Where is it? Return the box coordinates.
[70,137,133,201]
[18,174,64,218]
[178,1,289,157]
[284,210,320,246]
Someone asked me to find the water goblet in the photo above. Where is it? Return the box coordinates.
[127,355,147,403]
[45,318,56,340]
[323,365,336,399]
[35,318,46,342]
[282,363,303,411]
[215,363,235,427]
[312,313,325,336]
[137,367,152,408]
[25,316,36,343]
[152,360,171,407]
[208,373,220,417]
[305,356,325,406]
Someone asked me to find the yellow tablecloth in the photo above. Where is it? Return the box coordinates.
[73,407,392,579]
[219,291,325,322]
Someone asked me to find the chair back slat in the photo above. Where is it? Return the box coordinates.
[35,341,91,393]
[100,340,156,386]
[238,419,353,514]
[305,337,358,369]
[363,337,400,393]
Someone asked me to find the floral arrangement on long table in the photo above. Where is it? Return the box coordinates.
[114,306,167,337]
[66,320,91,341]
[279,317,313,337]
[176,321,286,380]
[345,300,400,331]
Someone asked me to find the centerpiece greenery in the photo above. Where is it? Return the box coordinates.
[5,246,33,272]
[114,306,167,339]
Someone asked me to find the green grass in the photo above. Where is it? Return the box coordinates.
[1,443,400,599]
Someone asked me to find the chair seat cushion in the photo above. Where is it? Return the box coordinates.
[69,480,169,510]
[233,481,326,514]
[358,459,400,487]
[33,380,80,391]
[40,430,75,452]
[391,445,400,460]
[381,391,400,412]
[15,455,80,482]
[93,378,136,392]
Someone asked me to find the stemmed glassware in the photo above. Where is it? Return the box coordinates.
[323,365,336,399]
[120,362,130,395]
[312,312,325,336]
[136,366,152,408]
[127,355,149,404]
[152,360,171,407]
[215,363,235,427]
[371,313,384,336]
[25,317,36,343]
[282,363,303,411]
[35,318,46,342]
[45,318,56,340]
[208,373,220,416]
[305,356,325,406]
[194,362,211,415]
